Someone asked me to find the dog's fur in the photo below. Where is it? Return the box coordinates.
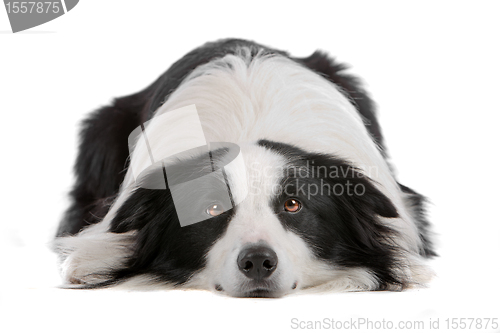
[53,39,435,297]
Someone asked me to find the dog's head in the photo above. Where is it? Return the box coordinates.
[54,41,434,296]
[57,139,417,297]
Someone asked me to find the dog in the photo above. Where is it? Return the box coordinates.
[53,39,436,297]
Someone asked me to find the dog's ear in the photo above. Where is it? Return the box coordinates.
[323,166,399,222]
[399,183,437,257]
[324,170,403,288]
[351,175,399,219]
[294,52,384,152]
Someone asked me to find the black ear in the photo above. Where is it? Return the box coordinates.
[398,183,437,257]
[294,51,385,153]
[355,176,399,219]
[56,90,150,237]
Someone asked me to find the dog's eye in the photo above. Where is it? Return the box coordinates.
[284,198,302,213]
[206,203,224,217]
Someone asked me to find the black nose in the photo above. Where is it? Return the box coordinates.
[237,244,278,280]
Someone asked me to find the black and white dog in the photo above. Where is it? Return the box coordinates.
[54,39,435,297]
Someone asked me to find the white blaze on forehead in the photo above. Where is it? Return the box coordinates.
[214,143,289,246]
[223,143,286,221]
[218,143,248,207]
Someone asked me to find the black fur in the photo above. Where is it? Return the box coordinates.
[56,91,149,236]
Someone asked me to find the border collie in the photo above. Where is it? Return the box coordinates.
[53,39,436,297]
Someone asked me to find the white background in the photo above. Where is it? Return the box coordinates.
[1,1,499,332]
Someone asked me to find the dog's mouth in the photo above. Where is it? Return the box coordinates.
[215,284,279,298]
[215,281,298,298]
[242,288,277,298]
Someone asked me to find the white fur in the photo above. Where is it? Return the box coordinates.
[53,230,136,285]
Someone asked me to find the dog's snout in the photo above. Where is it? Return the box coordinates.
[237,244,278,280]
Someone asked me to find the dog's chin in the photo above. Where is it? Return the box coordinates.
[217,280,298,298]
[239,288,281,298]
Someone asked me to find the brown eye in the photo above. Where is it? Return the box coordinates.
[284,199,302,213]
[206,203,224,217]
